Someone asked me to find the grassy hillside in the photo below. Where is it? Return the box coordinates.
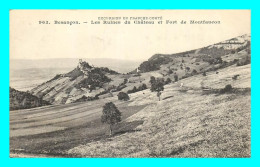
[10,64,250,157]
[30,62,125,104]
[67,64,250,157]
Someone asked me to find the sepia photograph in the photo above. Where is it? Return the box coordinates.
[9,10,251,158]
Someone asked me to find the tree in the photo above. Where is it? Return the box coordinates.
[140,83,147,90]
[150,78,164,101]
[123,78,128,84]
[168,69,173,74]
[117,92,130,101]
[192,69,197,75]
[185,67,190,72]
[202,71,207,76]
[132,86,137,92]
[150,76,156,85]
[174,74,178,82]
[101,102,122,136]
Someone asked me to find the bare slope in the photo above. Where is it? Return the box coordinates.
[30,61,124,104]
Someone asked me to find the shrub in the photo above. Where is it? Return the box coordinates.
[192,69,198,75]
[185,67,190,72]
[232,74,240,80]
[73,95,99,103]
[165,78,172,84]
[123,78,128,84]
[117,92,130,101]
[140,83,147,90]
[220,84,233,94]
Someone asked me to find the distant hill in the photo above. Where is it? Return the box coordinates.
[10,87,50,111]
[134,34,251,77]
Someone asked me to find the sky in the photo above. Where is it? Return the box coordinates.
[10,10,251,61]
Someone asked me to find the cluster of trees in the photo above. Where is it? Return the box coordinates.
[200,56,250,76]
[111,78,128,92]
[73,95,99,103]
[10,87,50,111]
[150,76,165,101]
[92,67,119,75]
[182,69,198,79]
[202,57,223,65]
[80,61,93,70]
[76,72,111,91]
[93,79,128,99]
[127,84,147,94]
[138,57,172,72]
[199,46,231,57]
[138,61,159,73]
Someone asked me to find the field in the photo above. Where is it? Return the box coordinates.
[10,64,251,157]
[10,97,146,156]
